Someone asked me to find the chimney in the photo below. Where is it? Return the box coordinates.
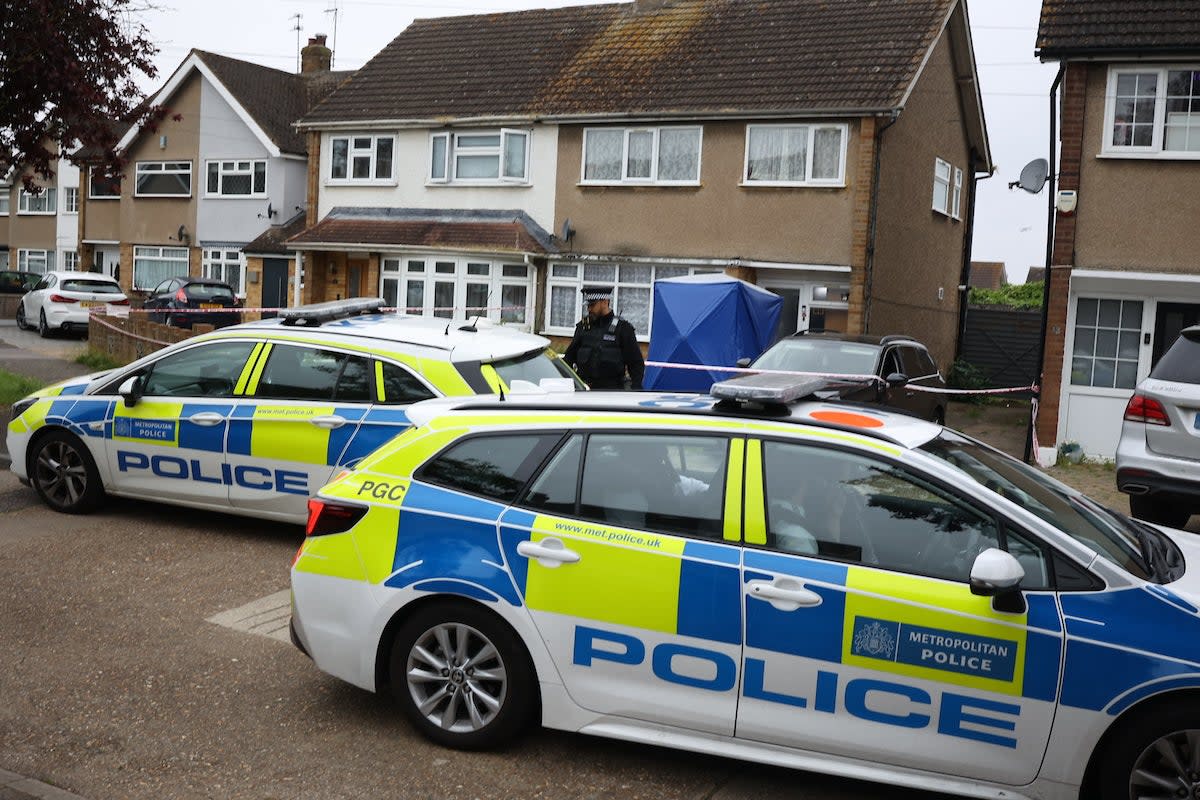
[301,34,332,73]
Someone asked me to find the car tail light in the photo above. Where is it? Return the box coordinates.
[305,497,367,537]
[109,298,130,306]
[175,288,188,303]
[1124,393,1170,426]
[48,293,74,303]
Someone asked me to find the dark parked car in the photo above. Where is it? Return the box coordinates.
[743,332,948,423]
[144,276,241,329]
[0,270,40,294]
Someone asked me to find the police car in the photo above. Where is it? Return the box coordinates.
[6,299,581,522]
[291,373,1200,800]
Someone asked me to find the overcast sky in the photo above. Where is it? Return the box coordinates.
[136,0,1058,285]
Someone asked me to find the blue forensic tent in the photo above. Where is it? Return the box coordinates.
[643,274,782,392]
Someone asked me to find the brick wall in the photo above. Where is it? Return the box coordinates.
[87,313,212,365]
[848,116,877,335]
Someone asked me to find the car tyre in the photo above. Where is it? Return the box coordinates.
[37,309,51,338]
[29,430,106,514]
[1129,495,1191,529]
[15,302,29,331]
[1098,704,1200,800]
[389,601,536,750]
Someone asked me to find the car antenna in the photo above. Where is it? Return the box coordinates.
[444,322,451,336]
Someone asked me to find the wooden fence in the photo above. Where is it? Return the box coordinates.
[87,313,214,365]
[959,306,1041,388]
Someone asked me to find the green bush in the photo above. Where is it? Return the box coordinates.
[969,281,1045,310]
[76,350,121,372]
[947,358,988,405]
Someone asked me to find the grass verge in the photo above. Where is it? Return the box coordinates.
[0,368,45,406]
[76,350,122,372]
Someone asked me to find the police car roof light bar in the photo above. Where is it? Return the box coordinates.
[279,298,386,327]
[710,374,830,405]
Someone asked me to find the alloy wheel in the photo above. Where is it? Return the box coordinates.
[406,622,508,734]
[34,439,90,508]
[1130,728,1200,799]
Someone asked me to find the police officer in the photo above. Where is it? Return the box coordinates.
[564,286,644,390]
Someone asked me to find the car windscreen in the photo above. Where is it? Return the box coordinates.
[752,339,880,376]
[1149,330,1200,384]
[185,283,235,301]
[490,349,586,390]
[60,279,123,294]
[920,430,1151,580]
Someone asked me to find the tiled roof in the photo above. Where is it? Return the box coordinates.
[968,261,1005,290]
[1038,1,1200,56]
[287,208,558,254]
[196,51,353,154]
[301,0,954,125]
[244,211,308,255]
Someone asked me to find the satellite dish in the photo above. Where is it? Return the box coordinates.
[560,218,574,243]
[1011,159,1049,194]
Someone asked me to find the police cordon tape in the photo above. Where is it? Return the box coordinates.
[92,304,529,315]
[643,360,1039,396]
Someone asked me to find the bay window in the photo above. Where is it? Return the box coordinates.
[133,246,188,290]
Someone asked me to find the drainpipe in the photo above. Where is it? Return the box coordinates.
[955,156,992,362]
[863,110,901,332]
[1023,62,1066,464]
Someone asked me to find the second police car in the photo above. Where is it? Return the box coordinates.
[6,299,582,522]
[292,373,1200,800]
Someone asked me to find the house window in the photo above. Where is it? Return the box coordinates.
[744,124,846,186]
[0,190,8,215]
[0,251,8,269]
[932,157,959,217]
[18,249,55,274]
[135,162,192,197]
[64,187,79,214]
[582,127,702,185]
[62,250,79,270]
[203,249,244,295]
[545,262,720,338]
[18,188,57,214]
[429,130,530,183]
[951,167,963,219]
[206,160,267,196]
[382,256,532,327]
[330,135,394,181]
[1071,298,1143,389]
[1106,66,1200,155]
[89,170,121,199]
[133,245,189,290]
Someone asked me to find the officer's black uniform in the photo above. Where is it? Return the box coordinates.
[564,290,644,390]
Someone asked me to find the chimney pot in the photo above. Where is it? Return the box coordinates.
[301,33,332,73]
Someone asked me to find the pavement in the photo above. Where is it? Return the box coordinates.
[0,769,89,800]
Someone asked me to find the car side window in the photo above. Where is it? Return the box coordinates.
[762,441,1001,582]
[899,346,926,378]
[419,433,562,504]
[152,279,172,295]
[577,433,727,538]
[141,341,257,398]
[377,361,436,404]
[917,348,939,377]
[879,347,902,377]
[255,344,371,402]
[522,434,584,516]
[33,276,51,291]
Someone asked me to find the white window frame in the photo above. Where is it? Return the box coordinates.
[0,189,8,215]
[134,161,192,198]
[1103,64,1200,159]
[328,134,395,183]
[63,187,79,214]
[18,188,57,214]
[428,129,531,185]
[88,169,121,199]
[204,159,268,197]
[932,157,954,217]
[62,250,79,270]
[202,249,245,296]
[380,255,534,329]
[132,245,189,291]
[18,249,54,274]
[580,126,703,186]
[544,262,721,340]
[742,123,848,187]
[951,167,963,220]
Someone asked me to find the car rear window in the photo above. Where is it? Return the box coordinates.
[490,349,586,390]
[1150,332,1200,384]
[187,283,235,300]
[753,339,880,375]
[419,433,562,503]
[61,279,122,294]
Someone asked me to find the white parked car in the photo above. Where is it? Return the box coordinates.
[15,270,128,337]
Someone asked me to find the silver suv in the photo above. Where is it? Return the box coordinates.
[1116,325,1200,528]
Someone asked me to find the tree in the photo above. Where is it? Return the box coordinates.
[0,0,160,187]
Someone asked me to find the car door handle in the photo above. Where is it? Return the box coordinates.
[746,578,823,612]
[310,415,347,429]
[188,412,225,426]
[516,538,580,569]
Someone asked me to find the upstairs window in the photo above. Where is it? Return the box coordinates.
[206,160,267,196]
[330,135,394,181]
[135,161,192,197]
[429,129,530,183]
[1106,66,1200,155]
[89,170,121,199]
[582,127,701,185]
[0,190,9,215]
[932,157,962,219]
[744,124,846,186]
[18,188,56,214]
[64,187,79,213]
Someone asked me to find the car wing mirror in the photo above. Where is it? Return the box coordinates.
[885,372,909,388]
[736,357,752,368]
[970,548,1026,614]
[118,375,142,408]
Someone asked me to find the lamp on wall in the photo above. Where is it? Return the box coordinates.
[170,224,190,245]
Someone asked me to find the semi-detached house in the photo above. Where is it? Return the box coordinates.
[290,0,991,367]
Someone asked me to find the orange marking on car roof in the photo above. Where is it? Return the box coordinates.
[809,410,885,429]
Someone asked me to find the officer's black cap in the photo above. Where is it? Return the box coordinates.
[581,286,613,303]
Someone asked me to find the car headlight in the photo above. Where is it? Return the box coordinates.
[10,397,37,422]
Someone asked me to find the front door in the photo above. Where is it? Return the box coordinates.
[737,438,1062,786]
[261,258,289,318]
[504,431,741,734]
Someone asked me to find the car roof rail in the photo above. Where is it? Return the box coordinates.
[878,334,917,346]
[710,373,874,413]
[278,298,386,327]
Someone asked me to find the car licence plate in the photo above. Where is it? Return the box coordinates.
[200,303,223,309]
[79,300,104,308]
